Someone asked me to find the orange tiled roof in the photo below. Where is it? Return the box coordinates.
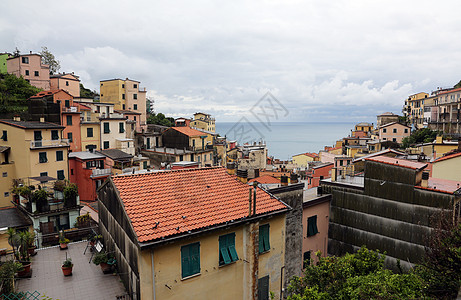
[111,167,288,243]
[248,175,281,184]
[438,87,461,95]
[366,155,427,170]
[416,177,461,194]
[170,126,206,137]
[433,151,461,163]
[293,152,318,158]
[29,89,72,99]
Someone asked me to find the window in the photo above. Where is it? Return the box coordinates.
[259,224,270,253]
[133,104,137,110]
[103,141,109,149]
[87,128,93,137]
[71,169,74,175]
[25,70,29,76]
[119,122,125,133]
[146,138,150,149]
[122,94,125,100]
[66,81,69,86]
[4,192,9,197]
[65,100,70,108]
[133,94,137,100]
[392,138,397,142]
[404,128,408,133]
[134,116,136,121]
[258,276,269,300]
[393,128,397,133]
[122,84,125,88]
[307,215,319,237]
[56,150,63,161]
[34,71,39,77]
[103,122,110,133]
[39,152,48,163]
[66,115,72,125]
[219,233,238,265]
[51,130,59,140]
[179,155,183,161]
[2,172,7,177]
[1,130,7,141]
[133,84,137,88]
[67,132,73,142]
[303,251,311,269]
[181,242,200,278]
[122,104,125,110]
[383,128,387,133]
[198,156,201,162]
[22,57,29,64]
[40,172,48,177]
[57,170,65,180]
[143,161,148,169]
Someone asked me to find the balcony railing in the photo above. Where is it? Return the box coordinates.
[91,168,112,177]
[30,139,70,148]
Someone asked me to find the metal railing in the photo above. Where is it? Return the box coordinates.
[30,139,69,148]
[91,168,112,177]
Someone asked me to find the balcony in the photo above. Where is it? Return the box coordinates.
[30,139,70,148]
[91,168,112,178]
[63,106,78,113]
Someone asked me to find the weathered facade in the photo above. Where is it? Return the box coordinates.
[321,156,461,270]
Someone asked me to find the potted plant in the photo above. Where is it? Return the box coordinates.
[59,231,70,250]
[61,258,73,276]
[93,252,116,274]
[16,231,32,277]
[89,233,102,247]
[63,183,78,207]
[25,231,37,256]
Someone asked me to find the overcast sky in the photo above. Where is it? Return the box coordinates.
[2,0,461,123]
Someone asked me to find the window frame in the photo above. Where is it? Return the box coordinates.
[219,233,239,266]
[39,152,48,163]
[51,130,59,140]
[66,115,72,125]
[307,215,319,237]
[56,150,63,161]
[103,122,110,134]
[103,141,109,149]
[87,127,94,137]
[119,122,125,133]
[259,224,270,253]
[57,170,65,180]
[181,242,200,279]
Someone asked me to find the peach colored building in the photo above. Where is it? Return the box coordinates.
[308,163,333,189]
[378,122,411,144]
[7,53,50,90]
[50,73,80,97]
[302,192,330,266]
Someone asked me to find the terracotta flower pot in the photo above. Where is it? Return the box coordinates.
[100,262,112,274]
[62,265,73,276]
[60,243,68,250]
[17,262,31,277]
[28,245,37,256]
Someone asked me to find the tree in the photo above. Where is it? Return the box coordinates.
[415,213,461,299]
[80,83,99,99]
[147,112,174,127]
[39,46,60,74]
[0,73,41,113]
[454,80,461,89]
[401,128,440,149]
[287,247,424,300]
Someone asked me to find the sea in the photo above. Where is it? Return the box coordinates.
[216,122,357,160]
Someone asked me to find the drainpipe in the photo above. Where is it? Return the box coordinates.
[280,266,285,300]
[151,249,156,300]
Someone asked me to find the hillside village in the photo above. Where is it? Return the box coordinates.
[0,50,461,299]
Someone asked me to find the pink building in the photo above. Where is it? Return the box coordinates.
[50,73,80,97]
[378,122,411,144]
[7,53,50,90]
[302,192,330,266]
[308,163,333,189]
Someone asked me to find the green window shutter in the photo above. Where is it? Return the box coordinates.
[119,123,124,133]
[56,151,63,161]
[312,215,318,235]
[220,247,231,264]
[51,130,59,140]
[229,245,238,262]
[181,242,200,278]
[259,224,270,253]
[104,123,110,133]
[57,170,65,180]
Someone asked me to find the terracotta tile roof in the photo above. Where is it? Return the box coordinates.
[259,171,291,178]
[29,89,72,99]
[248,175,281,184]
[111,167,288,243]
[378,122,411,129]
[365,155,427,170]
[438,87,461,95]
[416,178,461,194]
[170,126,206,137]
[433,151,461,163]
[293,152,318,158]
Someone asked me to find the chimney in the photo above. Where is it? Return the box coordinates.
[39,117,45,123]
[13,116,20,122]
[281,175,288,186]
[421,171,429,188]
[331,167,337,182]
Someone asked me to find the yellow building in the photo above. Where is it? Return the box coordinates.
[404,92,429,129]
[191,112,215,132]
[99,78,147,131]
[432,152,461,181]
[418,136,458,159]
[354,122,373,132]
[0,118,69,207]
[98,167,290,299]
[292,153,318,168]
